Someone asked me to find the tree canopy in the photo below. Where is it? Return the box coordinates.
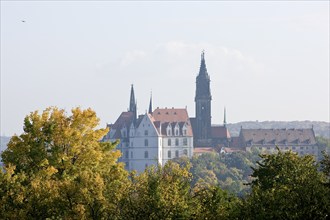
[1,107,329,219]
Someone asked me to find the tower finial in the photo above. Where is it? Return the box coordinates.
[223,107,227,127]
[148,91,153,114]
[201,50,205,60]
[129,84,136,112]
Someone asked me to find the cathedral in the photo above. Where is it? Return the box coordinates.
[190,51,230,148]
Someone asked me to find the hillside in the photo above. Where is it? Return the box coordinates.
[226,121,330,138]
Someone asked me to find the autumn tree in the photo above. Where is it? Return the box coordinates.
[1,107,129,219]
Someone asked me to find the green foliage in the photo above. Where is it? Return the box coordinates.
[241,149,330,219]
[119,161,193,220]
[177,151,260,196]
[191,185,241,220]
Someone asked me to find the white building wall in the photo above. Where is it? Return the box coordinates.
[129,114,161,172]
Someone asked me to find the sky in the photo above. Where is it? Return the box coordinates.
[1,1,329,136]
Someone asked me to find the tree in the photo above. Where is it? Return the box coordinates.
[191,185,241,220]
[241,149,330,219]
[119,161,193,220]
[1,107,129,219]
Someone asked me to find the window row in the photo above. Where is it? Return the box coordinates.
[167,138,188,146]
[124,149,188,159]
[166,128,187,136]
[167,149,188,158]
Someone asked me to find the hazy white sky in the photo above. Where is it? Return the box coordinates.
[1,1,329,136]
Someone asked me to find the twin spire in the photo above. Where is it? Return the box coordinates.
[129,84,153,117]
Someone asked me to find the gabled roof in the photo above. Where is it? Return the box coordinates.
[240,128,316,146]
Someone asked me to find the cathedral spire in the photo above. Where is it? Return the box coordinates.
[129,84,135,112]
[223,107,227,127]
[198,50,208,78]
[148,91,153,114]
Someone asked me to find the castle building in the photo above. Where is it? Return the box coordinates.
[190,52,230,148]
[103,85,193,172]
[236,128,319,159]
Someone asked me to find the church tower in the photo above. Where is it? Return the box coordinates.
[195,51,212,141]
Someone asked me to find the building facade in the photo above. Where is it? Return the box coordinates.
[103,86,193,172]
[237,128,319,159]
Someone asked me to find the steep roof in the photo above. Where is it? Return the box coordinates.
[152,108,193,136]
[153,108,190,122]
[110,112,135,139]
[240,128,316,145]
[211,126,231,139]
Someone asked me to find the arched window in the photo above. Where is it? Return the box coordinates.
[183,149,188,156]
[168,150,171,158]
[144,151,148,158]
[168,139,171,146]
[175,150,179,158]
[175,138,179,146]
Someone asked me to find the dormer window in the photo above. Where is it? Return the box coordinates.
[167,127,172,136]
[175,129,179,136]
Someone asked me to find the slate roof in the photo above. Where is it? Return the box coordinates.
[110,112,135,139]
[240,128,316,146]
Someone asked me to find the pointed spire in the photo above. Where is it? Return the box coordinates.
[148,91,153,114]
[223,107,227,127]
[198,50,208,77]
[129,84,135,112]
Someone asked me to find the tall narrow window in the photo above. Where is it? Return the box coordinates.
[168,139,171,146]
[144,151,148,158]
[183,138,187,146]
[168,150,171,158]
[183,149,188,156]
[144,130,148,136]
[175,150,179,158]
[125,151,129,159]
[175,138,179,146]
[144,139,148,147]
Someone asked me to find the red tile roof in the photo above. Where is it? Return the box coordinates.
[211,126,231,139]
[240,128,316,146]
[152,108,193,136]
[194,147,216,155]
